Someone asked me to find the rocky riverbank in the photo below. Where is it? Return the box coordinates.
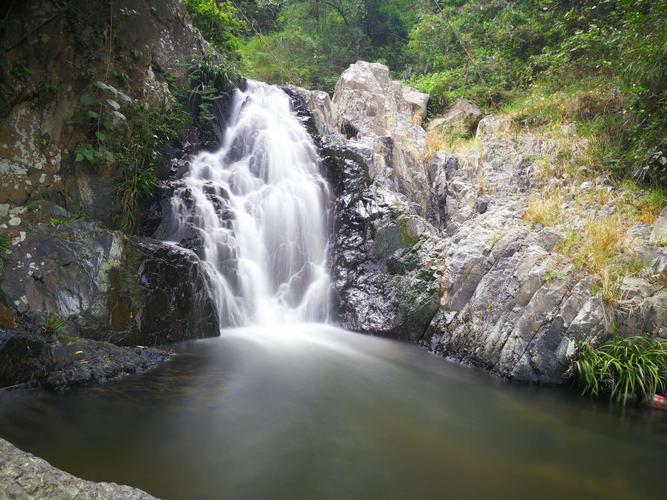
[0,0,227,390]
[293,61,667,384]
[0,438,156,499]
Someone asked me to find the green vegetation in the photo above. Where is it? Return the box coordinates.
[0,233,10,274]
[72,79,188,231]
[570,336,667,405]
[238,0,420,92]
[233,0,665,187]
[41,314,67,335]
[184,0,245,60]
[114,96,187,231]
[176,51,242,122]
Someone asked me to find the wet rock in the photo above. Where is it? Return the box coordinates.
[0,330,51,388]
[0,329,171,391]
[0,222,219,346]
[43,338,171,392]
[0,438,156,499]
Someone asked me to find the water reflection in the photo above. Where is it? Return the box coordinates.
[0,325,665,500]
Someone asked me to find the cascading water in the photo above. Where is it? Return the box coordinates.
[166,81,332,326]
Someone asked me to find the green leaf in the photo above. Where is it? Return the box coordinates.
[88,110,98,119]
[79,94,95,106]
[106,99,120,110]
[70,110,85,124]
[95,131,106,142]
[112,111,127,121]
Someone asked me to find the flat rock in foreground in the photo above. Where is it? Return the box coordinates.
[0,438,156,499]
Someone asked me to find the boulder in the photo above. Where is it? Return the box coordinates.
[331,62,436,221]
[650,207,667,245]
[0,222,219,345]
[427,98,482,138]
[0,329,170,390]
[0,438,156,499]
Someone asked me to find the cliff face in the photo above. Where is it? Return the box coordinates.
[295,61,667,384]
[0,0,225,388]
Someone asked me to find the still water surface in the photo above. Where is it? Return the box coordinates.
[0,325,665,500]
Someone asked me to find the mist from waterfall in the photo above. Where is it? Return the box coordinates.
[166,81,332,326]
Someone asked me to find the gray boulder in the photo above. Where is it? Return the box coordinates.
[0,222,219,346]
[427,98,482,138]
[0,438,156,499]
[331,62,437,222]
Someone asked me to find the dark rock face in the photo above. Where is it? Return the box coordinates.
[0,222,219,346]
[0,330,51,388]
[323,142,443,340]
[131,239,219,345]
[0,329,171,391]
[288,86,444,342]
[43,338,171,392]
[0,438,157,499]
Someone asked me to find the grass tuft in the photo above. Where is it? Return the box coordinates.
[569,336,667,405]
[41,314,67,335]
[523,188,564,226]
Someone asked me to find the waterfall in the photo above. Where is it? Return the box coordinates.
[166,81,332,326]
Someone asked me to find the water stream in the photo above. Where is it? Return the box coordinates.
[164,81,331,325]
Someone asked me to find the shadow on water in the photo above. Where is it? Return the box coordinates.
[1,324,666,500]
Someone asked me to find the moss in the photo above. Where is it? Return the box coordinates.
[386,251,419,275]
[0,233,10,274]
[398,218,420,247]
[106,241,145,331]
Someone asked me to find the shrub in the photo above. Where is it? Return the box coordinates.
[183,0,244,60]
[181,52,240,122]
[570,336,667,405]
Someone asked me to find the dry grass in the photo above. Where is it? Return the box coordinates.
[579,217,624,272]
[501,90,665,306]
[556,216,630,305]
[523,188,565,226]
[426,128,482,159]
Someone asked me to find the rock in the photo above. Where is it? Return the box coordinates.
[293,66,667,385]
[650,207,667,245]
[0,329,171,391]
[427,98,482,138]
[283,86,339,138]
[0,222,219,345]
[0,330,52,387]
[43,338,171,392]
[0,0,211,227]
[318,138,443,341]
[476,115,511,140]
[0,438,156,499]
[331,62,436,221]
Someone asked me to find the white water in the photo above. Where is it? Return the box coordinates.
[167,81,332,326]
